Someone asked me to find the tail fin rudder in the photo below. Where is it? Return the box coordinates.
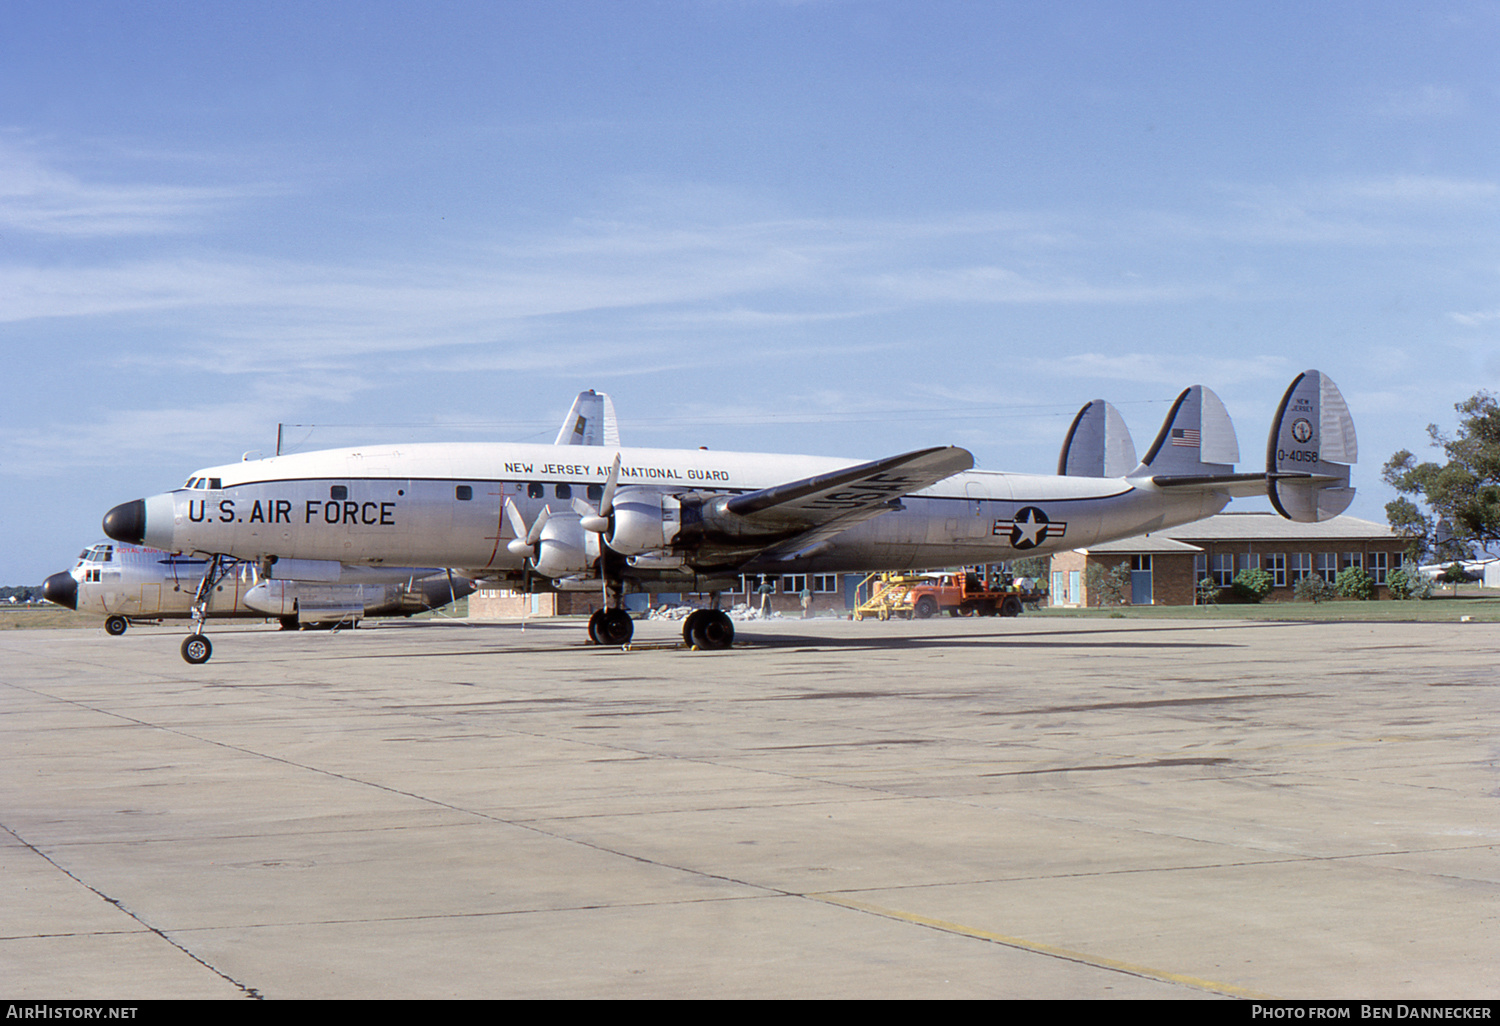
[554,390,621,447]
[1266,370,1357,522]
[1128,385,1239,479]
[1058,400,1138,478]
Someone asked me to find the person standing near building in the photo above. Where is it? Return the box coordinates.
[799,584,812,618]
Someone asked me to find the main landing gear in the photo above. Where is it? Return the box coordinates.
[587,608,635,646]
[682,608,734,650]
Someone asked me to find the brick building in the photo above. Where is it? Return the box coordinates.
[1049,512,1407,606]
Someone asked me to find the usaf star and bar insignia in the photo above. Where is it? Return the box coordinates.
[993,506,1067,550]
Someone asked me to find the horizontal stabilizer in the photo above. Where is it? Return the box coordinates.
[1130,385,1239,479]
[1266,370,1358,522]
[1058,400,1138,478]
[554,390,620,447]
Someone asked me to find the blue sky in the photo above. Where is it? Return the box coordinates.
[3,1,1498,582]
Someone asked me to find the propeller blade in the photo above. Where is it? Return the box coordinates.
[572,497,610,534]
[599,453,621,517]
[526,505,552,546]
[504,499,533,556]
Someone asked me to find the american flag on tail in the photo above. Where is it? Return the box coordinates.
[1170,428,1200,447]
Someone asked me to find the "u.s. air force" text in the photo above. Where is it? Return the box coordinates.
[186,499,396,526]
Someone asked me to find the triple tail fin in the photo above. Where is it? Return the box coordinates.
[1265,370,1357,522]
[1128,385,1240,480]
[1058,400,1138,478]
[554,390,620,447]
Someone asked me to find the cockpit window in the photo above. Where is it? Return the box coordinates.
[84,545,114,563]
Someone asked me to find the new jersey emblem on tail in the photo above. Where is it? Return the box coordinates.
[1266,370,1358,522]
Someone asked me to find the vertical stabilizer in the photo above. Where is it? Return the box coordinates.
[1058,400,1138,478]
[1130,385,1239,478]
[1266,370,1357,522]
[555,390,621,447]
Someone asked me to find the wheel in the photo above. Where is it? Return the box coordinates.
[691,610,734,650]
[914,596,938,619]
[682,610,708,647]
[181,634,212,664]
[104,616,128,636]
[278,616,299,631]
[1000,595,1024,617]
[951,604,975,617]
[595,609,634,646]
[587,609,607,644]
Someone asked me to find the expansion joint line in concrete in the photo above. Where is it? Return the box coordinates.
[0,821,264,1001]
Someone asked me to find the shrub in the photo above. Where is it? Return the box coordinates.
[1334,566,1374,600]
[1230,568,1274,603]
[1196,577,1221,606]
[1386,567,1432,600]
[1293,575,1334,603]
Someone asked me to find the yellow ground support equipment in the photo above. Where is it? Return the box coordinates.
[852,572,927,620]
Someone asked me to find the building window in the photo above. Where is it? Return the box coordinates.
[813,575,839,593]
[1291,553,1313,583]
[1194,554,1207,583]
[1371,552,1388,584]
[781,575,807,594]
[1266,553,1286,587]
[1341,552,1363,571]
[1131,555,1152,571]
[1317,552,1338,583]
[1212,553,1236,587]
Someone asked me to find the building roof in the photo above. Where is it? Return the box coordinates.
[1074,535,1204,554]
[1159,512,1398,543]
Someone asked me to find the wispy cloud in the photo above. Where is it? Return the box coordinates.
[0,137,264,237]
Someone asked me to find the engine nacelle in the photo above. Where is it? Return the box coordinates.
[534,514,599,578]
[606,488,681,556]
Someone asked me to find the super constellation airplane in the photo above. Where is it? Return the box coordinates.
[42,540,477,635]
[101,371,1356,663]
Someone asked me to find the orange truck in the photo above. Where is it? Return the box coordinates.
[907,568,1031,618]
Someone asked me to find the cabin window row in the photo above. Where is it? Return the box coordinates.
[321,483,608,502]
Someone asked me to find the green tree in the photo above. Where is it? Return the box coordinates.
[1085,560,1132,606]
[1384,392,1500,563]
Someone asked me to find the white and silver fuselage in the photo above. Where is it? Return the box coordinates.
[110,442,1231,578]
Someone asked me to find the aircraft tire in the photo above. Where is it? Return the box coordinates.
[681,610,707,647]
[278,616,299,631]
[105,616,128,636]
[587,608,607,644]
[181,634,212,664]
[1000,595,1024,617]
[596,609,634,646]
[914,596,938,619]
[692,610,734,650]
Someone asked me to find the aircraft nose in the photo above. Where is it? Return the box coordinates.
[103,499,147,544]
[43,571,78,610]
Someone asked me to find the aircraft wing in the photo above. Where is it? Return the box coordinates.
[719,446,973,538]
